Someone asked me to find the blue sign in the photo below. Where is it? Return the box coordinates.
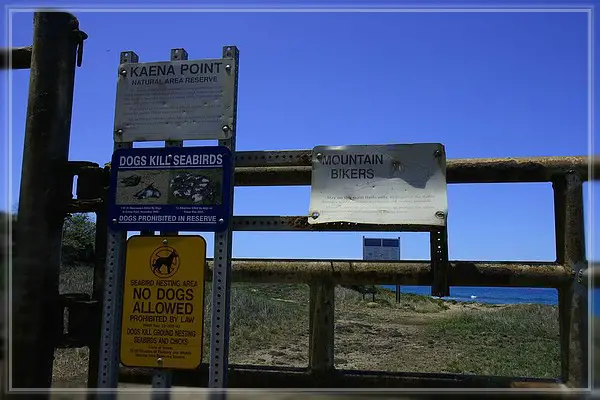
[108,146,232,232]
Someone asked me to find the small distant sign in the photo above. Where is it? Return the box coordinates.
[308,144,448,226]
[108,146,232,232]
[120,235,206,369]
[113,58,236,142]
[363,238,401,261]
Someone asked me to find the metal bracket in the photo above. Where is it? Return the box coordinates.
[431,227,450,297]
[56,293,100,348]
[76,165,109,200]
[62,161,109,213]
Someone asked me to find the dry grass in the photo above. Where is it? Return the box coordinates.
[52,265,564,386]
[201,283,308,363]
[426,304,560,377]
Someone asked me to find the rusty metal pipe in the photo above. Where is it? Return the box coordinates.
[119,364,564,389]
[0,46,32,69]
[233,155,598,186]
[201,259,570,288]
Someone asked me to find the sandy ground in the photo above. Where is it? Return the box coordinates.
[49,300,510,391]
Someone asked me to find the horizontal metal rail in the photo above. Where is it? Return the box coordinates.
[0,46,32,69]
[119,364,565,389]
[231,216,438,232]
[99,154,596,187]
[233,154,597,186]
[200,259,570,288]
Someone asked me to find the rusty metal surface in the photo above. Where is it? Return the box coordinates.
[231,216,436,232]
[308,281,335,373]
[119,364,565,389]
[66,199,103,213]
[234,150,312,167]
[11,11,81,390]
[553,172,587,387]
[0,46,32,69]
[233,155,597,186]
[565,262,589,389]
[199,259,570,288]
[430,228,450,297]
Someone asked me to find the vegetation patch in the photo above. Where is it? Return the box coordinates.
[426,304,560,378]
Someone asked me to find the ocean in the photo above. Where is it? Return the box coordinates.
[382,287,600,317]
[381,285,558,305]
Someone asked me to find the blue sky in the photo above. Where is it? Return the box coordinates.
[2,5,597,287]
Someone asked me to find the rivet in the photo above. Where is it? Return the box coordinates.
[115,129,123,135]
[434,149,443,158]
[222,125,230,132]
[311,212,319,219]
[111,219,117,224]
[435,211,445,219]
[162,239,168,245]
[316,153,323,161]
[120,69,127,76]
[157,357,163,365]
[218,218,224,223]
[225,64,231,70]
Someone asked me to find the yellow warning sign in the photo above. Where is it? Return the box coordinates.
[120,235,206,369]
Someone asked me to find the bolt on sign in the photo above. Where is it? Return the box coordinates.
[113,58,237,142]
[107,145,232,232]
[120,235,206,370]
[307,143,448,226]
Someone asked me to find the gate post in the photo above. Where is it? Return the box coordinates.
[10,11,85,390]
[553,171,588,388]
[308,279,335,378]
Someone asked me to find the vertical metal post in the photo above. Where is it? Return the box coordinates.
[396,236,401,303]
[308,280,335,376]
[96,50,138,396]
[86,200,108,391]
[11,11,82,390]
[208,45,239,397]
[553,171,588,387]
[431,227,450,298]
[149,46,188,400]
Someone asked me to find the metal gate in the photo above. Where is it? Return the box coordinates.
[3,10,597,395]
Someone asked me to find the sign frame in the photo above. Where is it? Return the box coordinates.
[307,143,448,226]
[362,237,401,261]
[119,234,207,370]
[113,57,237,143]
[107,145,233,233]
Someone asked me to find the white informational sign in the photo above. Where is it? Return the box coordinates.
[308,143,448,226]
[113,58,236,142]
[363,238,400,261]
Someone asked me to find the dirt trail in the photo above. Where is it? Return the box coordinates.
[48,288,518,389]
[231,301,501,373]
